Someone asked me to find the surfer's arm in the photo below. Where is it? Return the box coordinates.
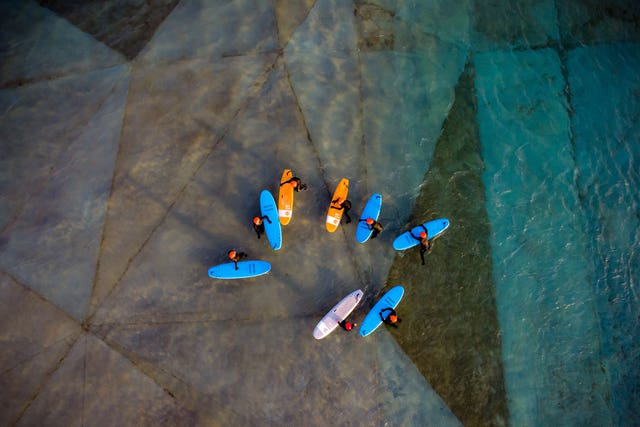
[379,307,393,321]
[261,215,272,224]
[358,218,373,229]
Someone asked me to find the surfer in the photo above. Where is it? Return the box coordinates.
[379,307,401,328]
[228,250,247,270]
[361,217,383,239]
[281,176,307,191]
[338,319,356,331]
[332,197,352,223]
[252,215,271,239]
[411,229,431,265]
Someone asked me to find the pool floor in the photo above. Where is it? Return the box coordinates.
[1,0,639,426]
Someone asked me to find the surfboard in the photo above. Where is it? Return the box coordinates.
[359,286,404,337]
[278,169,294,225]
[356,193,383,243]
[313,289,364,340]
[260,190,282,250]
[208,260,271,279]
[326,178,349,232]
[392,218,450,251]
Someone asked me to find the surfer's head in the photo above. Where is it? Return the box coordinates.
[420,231,427,239]
[366,218,374,225]
[253,217,262,225]
[290,180,297,188]
[228,250,237,260]
[389,314,398,323]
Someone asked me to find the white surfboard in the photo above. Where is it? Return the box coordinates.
[313,289,364,340]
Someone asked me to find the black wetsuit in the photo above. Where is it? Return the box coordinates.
[230,252,247,270]
[411,226,431,265]
[370,220,383,239]
[281,177,307,191]
[253,215,271,239]
[360,218,383,238]
[379,307,399,328]
[338,320,354,331]
[332,199,352,223]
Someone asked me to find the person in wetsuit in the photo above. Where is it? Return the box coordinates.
[331,197,352,224]
[338,319,356,331]
[227,250,247,270]
[252,215,271,239]
[379,307,401,328]
[410,227,431,265]
[281,176,307,191]
[361,217,383,239]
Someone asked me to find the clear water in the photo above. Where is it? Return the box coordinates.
[0,0,638,426]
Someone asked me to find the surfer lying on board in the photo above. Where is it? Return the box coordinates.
[252,215,271,239]
[361,217,383,239]
[281,176,307,191]
[228,250,247,270]
[380,308,401,328]
[411,227,432,265]
[338,319,356,331]
[331,197,352,223]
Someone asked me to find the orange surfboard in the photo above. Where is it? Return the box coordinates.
[278,169,294,225]
[326,178,349,232]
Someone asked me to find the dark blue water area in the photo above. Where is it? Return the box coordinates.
[568,42,640,426]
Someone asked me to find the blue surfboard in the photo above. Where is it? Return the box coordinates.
[392,218,450,251]
[359,286,405,337]
[260,190,282,250]
[356,193,382,243]
[208,260,271,279]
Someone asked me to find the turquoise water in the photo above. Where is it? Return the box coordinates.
[569,42,640,426]
[474,30,639,427]
[1,0,639,426]
[477,49,609,425]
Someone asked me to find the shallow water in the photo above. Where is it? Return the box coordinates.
[1,0,639,426]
